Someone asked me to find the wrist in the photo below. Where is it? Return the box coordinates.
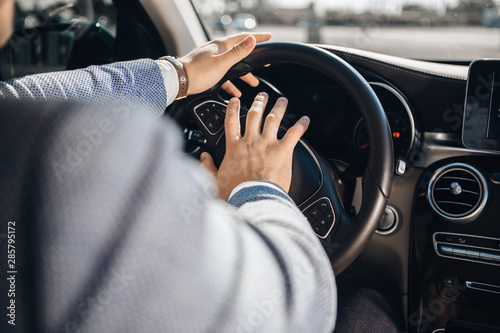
[158,56,189,100]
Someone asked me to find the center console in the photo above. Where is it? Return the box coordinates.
[408,59,500,333]
[410,156,500,333]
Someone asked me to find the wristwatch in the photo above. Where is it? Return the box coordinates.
[158,56,189,100]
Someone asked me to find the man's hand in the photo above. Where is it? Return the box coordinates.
[221,73,259,98]
[201,92,310,200]
[178,33,271,97]
[0,0,15,48]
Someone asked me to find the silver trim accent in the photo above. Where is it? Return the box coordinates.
[292,136,326,213]
[433,232,500,267]
[466,281,500,295]
[369,82,418,159]
[301,197,335,239]
[375,205,399,236]
[257,77,285,96]
[182,128,202,154]
[396,159,407,175]
[432,329,446,333]
[427,163,489,223]
[193,100,226,135]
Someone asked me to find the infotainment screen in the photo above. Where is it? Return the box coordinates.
[463,59,500,152]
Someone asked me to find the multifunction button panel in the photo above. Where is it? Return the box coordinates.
[302,197,335,238]
[434,232,500,266]
[194,101,226,135]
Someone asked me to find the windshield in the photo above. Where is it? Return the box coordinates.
[191,0,500,61]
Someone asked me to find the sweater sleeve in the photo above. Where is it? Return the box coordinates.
[0,101,336,333]
[0,59,169,118]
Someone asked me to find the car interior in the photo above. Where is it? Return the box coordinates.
[2,0,500,332]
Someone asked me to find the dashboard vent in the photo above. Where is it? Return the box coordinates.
[428,163,488,223]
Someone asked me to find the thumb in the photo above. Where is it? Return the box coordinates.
[200,152,218,177]
[219,35,257,69]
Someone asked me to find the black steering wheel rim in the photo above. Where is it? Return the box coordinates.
[184,42,393,274]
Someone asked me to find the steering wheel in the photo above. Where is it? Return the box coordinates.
[175,42,393,274]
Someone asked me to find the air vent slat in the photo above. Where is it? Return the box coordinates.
[441,176,476,182]
[437,201,473,207]
[462,190,480,195]
[427,163,488,223]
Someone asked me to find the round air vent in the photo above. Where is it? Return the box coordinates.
[427,163,488,223]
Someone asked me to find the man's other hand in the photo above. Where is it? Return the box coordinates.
[201,92,310,201]
[178,33,271,97]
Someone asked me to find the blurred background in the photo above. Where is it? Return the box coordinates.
[193,0,500,60]
[4,0,500,78]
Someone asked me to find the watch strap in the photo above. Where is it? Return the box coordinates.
[158,56,189,100]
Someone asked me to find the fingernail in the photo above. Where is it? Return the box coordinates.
[257,92,268,97]
[229,97,239,104]
[278,97,288,103]
[302,116,310,123]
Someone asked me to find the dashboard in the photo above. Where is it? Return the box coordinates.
[178,47,500,332]
[220,63,418,172]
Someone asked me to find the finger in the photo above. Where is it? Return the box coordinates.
[225,97,241,143]
[253,32,272,44]
[262,97,288,140]
[200,152,218,177]
[221,81,242,97]
[240,73,259,87]
[245,92,268,138]
[282,116,310,148]
[218,35,256,70]
[222,32,271,47]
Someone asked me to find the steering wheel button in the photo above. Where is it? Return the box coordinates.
[318,200,331,213]
[311,223,322,233]
[205,119,221,133]
[211,113,224,124]
[304,212,316,223]
[317,216,329,229]
[205,120,215,129]
[324,211,334,224]
[307,206,321,220]
[312,224,328,237]
[209,102,221,110]
[215,105,226,113]
[196,109,210,120]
